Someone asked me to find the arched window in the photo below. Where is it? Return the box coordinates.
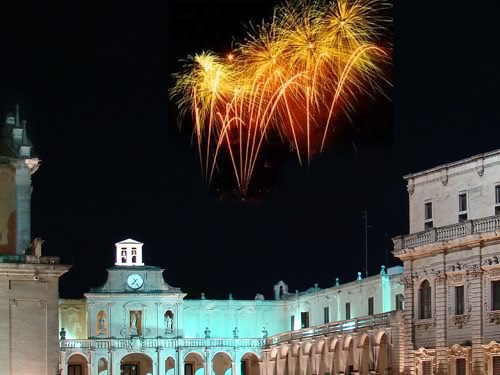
[419,280,432,319]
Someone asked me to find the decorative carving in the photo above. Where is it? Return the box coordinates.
[467,264,482,278]
[482,255,500,266]
[440,172,448,186]
[414,347,436,375]
[9,299,17,306]
[407,182,415,195]
[476,164,484,177]
[487,311,500,325]
[434,270,446,283]
[400,275,414,288]
[448,263,464,272]
[415,321,435,330]
[39,300,47,308]
[450,315,470,328]
[448,344,470,358]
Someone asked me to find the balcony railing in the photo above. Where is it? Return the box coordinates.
[393,215,500,251]
[265,311,395,346]
[60,337,265,351]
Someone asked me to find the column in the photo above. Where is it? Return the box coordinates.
[233,349,240,375]
[108,348,114,375]
[89,349,96,375]
[178,349,185,375]
[14,161,32,254]
[205,349,212,375]
[400,267,416,375]
[158,347,166,375]
[468,264,484,375]
[60,351,67,375]
[434,270,448,375]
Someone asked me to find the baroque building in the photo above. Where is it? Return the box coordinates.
[59,239,404,375]
[0,107,70,375]
[392,149,500,375]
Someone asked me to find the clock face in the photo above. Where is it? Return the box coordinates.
[127,274,144,290]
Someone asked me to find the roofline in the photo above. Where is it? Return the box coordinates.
[403,148,500,181]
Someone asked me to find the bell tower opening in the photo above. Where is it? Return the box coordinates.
[115,239,144,266]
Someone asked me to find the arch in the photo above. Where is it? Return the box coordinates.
[377,333,390,374]
[329,338,341,375]
[213,351,233,375]
[346,336,355,375]
[419,279,432,319]
[68,353,89,375]
[185,351,205,375]
[98,357,108,375]
[241,352,260,375]
[121,352,153,375]
[359,334,371,375]
[166,356,176,375]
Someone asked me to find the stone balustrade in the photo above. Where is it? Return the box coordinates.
[60,337,265,351]
[265,311,395,346]
[392,214,500,251]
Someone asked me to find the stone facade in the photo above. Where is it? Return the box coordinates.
[393,149,500,375]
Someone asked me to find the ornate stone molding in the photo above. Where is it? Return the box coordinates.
[467,264,483,278]
[447,344,470,358]
[414,320,435,330]
[450,315,470,329]
[487,311,500,325]
[400,275,414,288]
[414,347,436,375]
[407,179,415,195]
[483,341,500,355]
[433,270,447,283]
[440,169,449,186]
[9,299,17,306]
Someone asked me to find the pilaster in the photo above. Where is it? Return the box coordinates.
[434,270,448,375]
[467,264,484,375]
[401,267,415,375]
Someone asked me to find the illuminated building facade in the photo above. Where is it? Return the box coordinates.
[392,149,500,375]
[59,240,404,375]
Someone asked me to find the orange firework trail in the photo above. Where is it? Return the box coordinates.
[171,0,392,197]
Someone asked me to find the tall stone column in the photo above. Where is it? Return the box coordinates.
[434,270,448,375]
[108,348,114,375]
[468,264,484,375]
[158,347,165,375]
[14,160,33,254]
[178,348,185,375]
[205,349,212,375]
[401,268,415,375]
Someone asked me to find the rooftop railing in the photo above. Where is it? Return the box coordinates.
[393,215,500,252]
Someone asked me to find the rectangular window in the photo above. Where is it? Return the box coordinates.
[301,311,309,329]
[185,364,193,375]
[324,307,330,324]
[346,302,351,320]
[368,297,374,315]
[496,185,500,215]
[291,315,295,330]
[421,361,432,375]
[459,193,468,222]
[424,202,433,229]
[493,280,500,311]
[493,356,500,375]
[456,358,466,375]
[455,285,465,315]
[68,365,83,375]
[395,294,404,310]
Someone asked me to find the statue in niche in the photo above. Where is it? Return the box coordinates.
[164,311,174,334]
[97,310,107,336]
[130,310,142,336]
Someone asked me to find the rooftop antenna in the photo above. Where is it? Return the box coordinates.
[362,210,372,278]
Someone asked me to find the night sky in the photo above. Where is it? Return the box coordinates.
[1,1,499,300]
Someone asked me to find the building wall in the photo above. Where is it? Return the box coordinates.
[0,164,16,254]
[406,150,500,233]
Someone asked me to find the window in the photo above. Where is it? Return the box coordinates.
[493,356,500,375]
[346,302,351,320]
[458,193,468,222]
[419,280,432,319]
[185,364,193,375]
[496,185,500,215]
[395,294,404,310]
[291,315,295,330]
[368,297,374,315]
[456,358,466,375]
[324,307,330,324]
[301,312,309,328]
[455,285,464,315]
[424,202,433,229]
[421,361,432,375]
[492,280,500,311]
[122,364,139,375]
[68,365,83,375]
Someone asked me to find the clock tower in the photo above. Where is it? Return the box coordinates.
[84,239,186,340]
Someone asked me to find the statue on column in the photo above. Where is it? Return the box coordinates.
[261,327,268,339]
[204,327,211,338]
[59,328,66,340]
[233,327,239,339]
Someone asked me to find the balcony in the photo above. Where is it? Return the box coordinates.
[265,311,398,346]
[392,214,500,253]
[60,337,265,351]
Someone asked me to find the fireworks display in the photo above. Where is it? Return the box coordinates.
[171,0,392,197]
